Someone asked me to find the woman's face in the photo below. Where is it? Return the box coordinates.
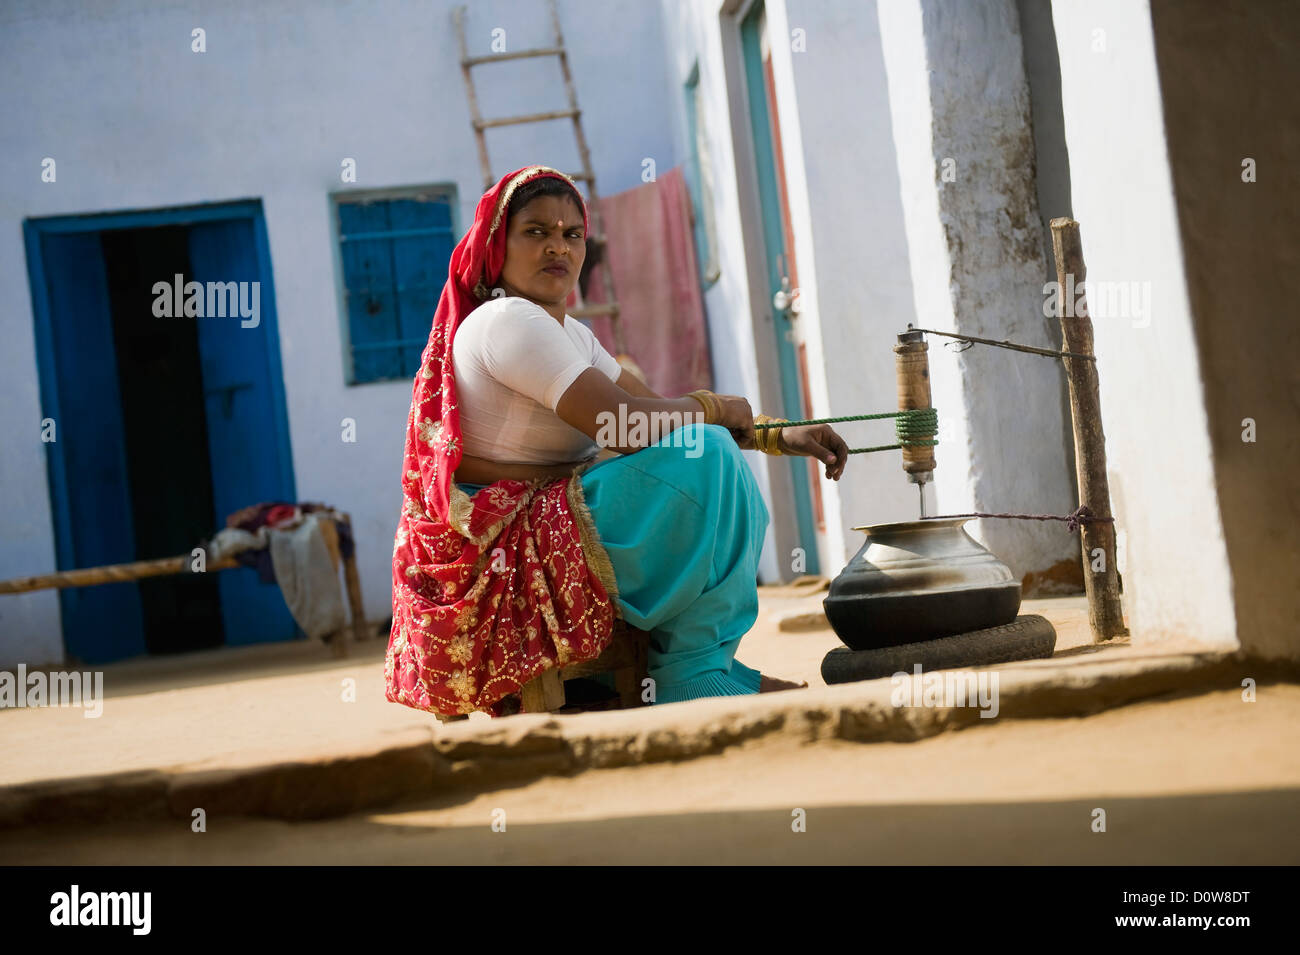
[497,194,586,309]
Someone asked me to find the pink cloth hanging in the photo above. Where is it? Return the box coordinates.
[576,166,715,396]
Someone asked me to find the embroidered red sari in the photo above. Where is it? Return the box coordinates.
[385,166,619,718]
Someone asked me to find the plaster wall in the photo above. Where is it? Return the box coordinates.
[1050,0,1238,648]
[877,0,1081,588]
[1148,0,1300,659]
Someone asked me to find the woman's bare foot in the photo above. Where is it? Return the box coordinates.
[759,674,809,693]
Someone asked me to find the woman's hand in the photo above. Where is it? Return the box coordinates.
[778,424,850,480]
[712,393,756,449]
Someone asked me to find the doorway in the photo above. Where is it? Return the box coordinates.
[24,201,298,664]
[738,0,823,573]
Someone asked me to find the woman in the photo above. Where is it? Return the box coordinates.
[386,165,849,718]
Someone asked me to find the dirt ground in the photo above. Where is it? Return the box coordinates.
[4,684,1297,865]
[0,590,1094,788]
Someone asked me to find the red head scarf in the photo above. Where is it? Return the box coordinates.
[413,164,590,526]
[386,165,614,718]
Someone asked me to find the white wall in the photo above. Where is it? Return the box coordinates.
[877,0,1080,585]
[0,0,676,665]
[1049,0,1237,648]
[777,0,923,570]
[660,0,932,581]
[663,0,1086,585]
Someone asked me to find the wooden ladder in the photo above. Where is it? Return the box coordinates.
[452,0,626,354]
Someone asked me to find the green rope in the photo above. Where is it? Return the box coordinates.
[753,407,938,455]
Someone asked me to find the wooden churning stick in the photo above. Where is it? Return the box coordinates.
[1050,217,1127,642]
[894,329,937,517]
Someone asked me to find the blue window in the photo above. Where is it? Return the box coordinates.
[334,188,457,384]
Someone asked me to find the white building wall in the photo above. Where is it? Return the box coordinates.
[777,0,922,569]
[664,0,1086,585]
[661,0,931,581]
[1049,0,1237,648]
[876,0,1080,585]
[0,0,677,665]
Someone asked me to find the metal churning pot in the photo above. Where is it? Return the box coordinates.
[822,517,1022,651]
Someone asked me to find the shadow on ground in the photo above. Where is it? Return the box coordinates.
[2,787,1296,865]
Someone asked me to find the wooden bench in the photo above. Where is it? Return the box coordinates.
[436,621,650,720]
[0,511,368,659]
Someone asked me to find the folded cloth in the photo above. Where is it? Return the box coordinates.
[200,525,277,583]
[267,513,347,641]
[205,527,266,563]
[219,502,353,586]
[264,504,301,529]
[226,502,284,532]
[226,500,326,533]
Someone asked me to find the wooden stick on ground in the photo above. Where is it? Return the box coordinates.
[1050,217,1128,642]
[0,555,239,594]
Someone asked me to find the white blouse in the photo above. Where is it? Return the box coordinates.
[451,294,623,465]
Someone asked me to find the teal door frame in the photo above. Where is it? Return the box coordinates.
[739,1,820,574]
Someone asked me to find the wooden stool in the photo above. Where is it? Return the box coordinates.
[520,621,650,713]
[434,621,650,722]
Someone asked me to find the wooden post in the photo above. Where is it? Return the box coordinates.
[614,627,649,708]
[338,513,368,655]
[520,668,565,712]
[1050,217,1128,642]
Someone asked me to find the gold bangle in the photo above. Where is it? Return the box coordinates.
[685,389,721,425]
[754,414,788,455]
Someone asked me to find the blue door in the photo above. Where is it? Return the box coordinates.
[189,218,299,646]
[34,231,147,663]
[27,202,298,661]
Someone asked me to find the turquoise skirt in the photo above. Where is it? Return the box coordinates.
[459,422,769,704]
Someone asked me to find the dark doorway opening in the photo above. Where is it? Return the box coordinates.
[100,226,224,654]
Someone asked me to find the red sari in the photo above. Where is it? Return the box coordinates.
[385,166,619,718]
